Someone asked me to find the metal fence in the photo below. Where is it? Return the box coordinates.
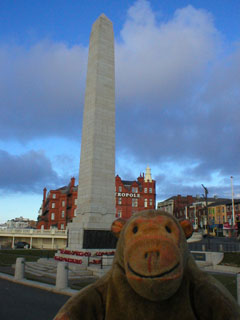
[188,241,240,252]
[0,228,67,235]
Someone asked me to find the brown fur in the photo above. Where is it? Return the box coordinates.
[54,210,240,319]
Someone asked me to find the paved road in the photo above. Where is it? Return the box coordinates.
[0,278,70,320]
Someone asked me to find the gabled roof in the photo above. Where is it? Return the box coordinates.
[208,199,239,207]
[164,195,197,201]
[121,180,141,186]
[161,196,231,203]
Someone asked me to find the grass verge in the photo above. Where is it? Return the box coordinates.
[0,249,57,266]
[211,273,237,300]
[220,252,240,267]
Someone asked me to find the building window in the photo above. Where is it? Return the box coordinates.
[118,197,122,205]
[149,188,152,193]
[51,213,55,220]
[144,188,147,193]
[149,199,153,206]
[144,199,148,207]
[132,198,138,207]
[61,211,65,218]
[52,193,56,199]
[62,200,65,207]
[118,210,122,218]
[74,209,77,217]
[60,223,64,230]
[132,187,138,193]
[119,186,122,192]
[74,198,77,205]
[52,203,55,209]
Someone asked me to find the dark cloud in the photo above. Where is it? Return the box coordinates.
[0,41,87,141]
[0,149,68,193]
[156,178,240,202]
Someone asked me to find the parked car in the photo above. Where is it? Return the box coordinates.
[14,241,30,249]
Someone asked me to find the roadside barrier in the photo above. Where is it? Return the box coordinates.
[237,274,240,305]
[56,261,68,290]
[14,257,25,280]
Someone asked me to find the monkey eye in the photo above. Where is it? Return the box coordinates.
[132,226,138,234]
[165,225,171,233]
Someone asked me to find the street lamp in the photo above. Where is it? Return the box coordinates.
[202,184,209,235]
[230,176,235,236]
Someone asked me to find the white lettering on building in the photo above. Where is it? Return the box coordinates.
[115,192,140,198]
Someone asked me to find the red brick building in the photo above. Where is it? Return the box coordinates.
[37,168,156,229]
[37,177,78,230]
[157,195,198,218]
[157,195,233,231]
[115,168,156,219]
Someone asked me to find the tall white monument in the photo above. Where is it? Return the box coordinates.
[67,14,116,250]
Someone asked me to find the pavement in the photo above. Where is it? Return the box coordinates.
[0,271,78,296]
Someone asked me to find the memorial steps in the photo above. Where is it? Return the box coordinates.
[12,258,99,280]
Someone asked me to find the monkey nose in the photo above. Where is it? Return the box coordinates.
[144,251,160,259]
[144,251,160,273]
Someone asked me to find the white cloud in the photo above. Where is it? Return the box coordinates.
[116,2,219,107]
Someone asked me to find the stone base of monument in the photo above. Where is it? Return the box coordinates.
[67,213,117,250]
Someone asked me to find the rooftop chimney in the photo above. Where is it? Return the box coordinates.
[70,177,75,188]
[43,187,47,204]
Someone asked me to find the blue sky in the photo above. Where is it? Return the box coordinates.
[0,0,240,223]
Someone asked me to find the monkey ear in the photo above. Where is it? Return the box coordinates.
[111,218,127,238]
[180,220,193,239]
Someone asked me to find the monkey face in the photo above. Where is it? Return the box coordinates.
[112,211,192,301]
[124,215,184,300]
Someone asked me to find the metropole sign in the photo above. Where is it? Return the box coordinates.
[115,192,140,198]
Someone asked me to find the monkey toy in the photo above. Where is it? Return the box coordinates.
[54,210,240,319]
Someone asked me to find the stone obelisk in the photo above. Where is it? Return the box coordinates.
[67,14,116,250]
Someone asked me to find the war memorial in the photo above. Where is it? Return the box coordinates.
[55,14,117,264]
[54,13,201,267]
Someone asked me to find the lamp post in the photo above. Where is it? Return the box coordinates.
[230,176,235,237]
[202,184,209,235]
